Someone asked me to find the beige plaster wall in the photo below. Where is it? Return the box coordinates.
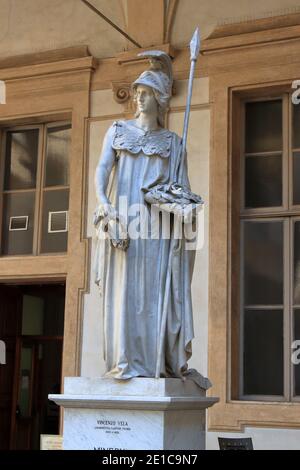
[81,118,114,376]
[0,0,126,59]
[168,105,210,376]
[81,90,125,376]
[90,89,125,118]
[81,77,211,377]
[172,0,300,45]
[1,1,300,61]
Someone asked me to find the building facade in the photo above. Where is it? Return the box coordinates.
[0,0,300,450]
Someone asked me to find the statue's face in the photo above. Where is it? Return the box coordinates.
[135,85,158,116]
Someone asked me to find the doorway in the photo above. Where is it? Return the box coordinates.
[0,283,65,450]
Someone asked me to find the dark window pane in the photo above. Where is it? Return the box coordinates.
[294,309,300,396]
[40,189,69,253]
[245,155,282,208]
[18,346,33,417]
[294,221,300,304]
[1,192,35,255]
[42,286,65,336]
[245,100,282,153]
[22,295,44,335]
[4,130,39,190]
[244,309,283,396]
[22,286,65,336]
[244,221,283,305]
[293,152,300,205]
[293,102,300,149]
[45,125,71,187]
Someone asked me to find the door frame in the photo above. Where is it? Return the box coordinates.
[0,282,65,449]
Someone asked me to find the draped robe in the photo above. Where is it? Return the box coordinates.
[94,120,196,379]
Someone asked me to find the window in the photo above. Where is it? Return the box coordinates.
[0,123,71,256]
[238,94,300,401]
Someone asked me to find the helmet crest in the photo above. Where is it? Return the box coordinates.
[132,51,173,102]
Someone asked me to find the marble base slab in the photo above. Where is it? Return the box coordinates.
[49,377,218,450]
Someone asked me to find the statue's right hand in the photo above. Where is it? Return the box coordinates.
[94,204,129,250]
[104,204,118,220]
[93,203,117,227]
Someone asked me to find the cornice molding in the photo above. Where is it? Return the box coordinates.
[0,56,97,82]
[203,13,300,54]
[208,12,300,39]
[91,11,300,90]
[0,46,91,70]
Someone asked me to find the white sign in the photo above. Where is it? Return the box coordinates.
[40,434,63,450]
[0,81,6,104]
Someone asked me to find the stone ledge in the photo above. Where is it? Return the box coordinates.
[49,393,218,411]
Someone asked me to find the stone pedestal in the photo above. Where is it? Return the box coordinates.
[49,377,218,450]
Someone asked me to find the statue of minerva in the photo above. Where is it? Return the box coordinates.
[94,31,207,384]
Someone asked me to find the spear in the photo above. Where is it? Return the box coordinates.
[155,30,201,378]
[179,28,201,180]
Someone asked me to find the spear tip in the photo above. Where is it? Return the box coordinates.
[190,27,201,61]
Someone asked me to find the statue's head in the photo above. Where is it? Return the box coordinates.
[132,51,173,127]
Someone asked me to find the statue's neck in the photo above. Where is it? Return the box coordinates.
[136,113,159,132]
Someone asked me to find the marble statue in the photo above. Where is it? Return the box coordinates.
[94,46,204,382]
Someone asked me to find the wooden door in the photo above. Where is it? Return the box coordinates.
[0,284,64,449]
[13,339,36,450]
[13,338,62,450]
[0,286,22,450]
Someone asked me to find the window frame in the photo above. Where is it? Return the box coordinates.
[239,216,289,402]
[206,16,300,431]
[0,121,71,257]
[291,215,300,402]
[237,92,300,402]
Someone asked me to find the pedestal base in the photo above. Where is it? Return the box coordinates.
[49,377,218,450]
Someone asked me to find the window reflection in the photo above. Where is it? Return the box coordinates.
[245,100,282,154]
[244,221,283,305]
[45,125,71,187]
[4,130,39,190]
